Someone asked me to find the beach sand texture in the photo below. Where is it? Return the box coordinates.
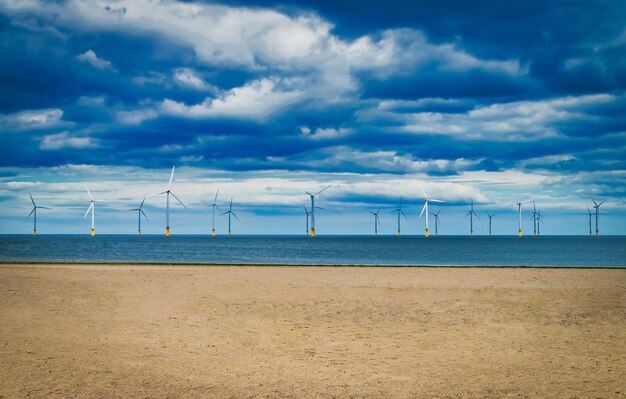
[1,264,625,398]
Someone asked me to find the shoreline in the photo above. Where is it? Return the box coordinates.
[1,260,625,269]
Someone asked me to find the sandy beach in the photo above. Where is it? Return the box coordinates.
[0,264,624,398]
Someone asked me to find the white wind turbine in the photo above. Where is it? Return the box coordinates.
[515,199,533,237]
[152,166,187,237]
[27,193,50,236]
[208,188,220,236]
[419,186,444,238]
[84,186,103,236]
[129,196,148,236]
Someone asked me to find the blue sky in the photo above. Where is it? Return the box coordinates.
[1,0,625,235]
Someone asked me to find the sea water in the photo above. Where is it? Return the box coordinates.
[0,235,625,267]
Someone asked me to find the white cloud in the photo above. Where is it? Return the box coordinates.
[76,49,113,70]
[161,78,303,119]
[116,109,158,125]
[0,108,66,131]
[173,68,215,91]
[301,127,352,140]
[39,131,97,150]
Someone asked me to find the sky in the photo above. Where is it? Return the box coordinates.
[1,0,625,236]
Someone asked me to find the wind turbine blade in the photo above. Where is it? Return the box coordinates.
[29,192,35,206]
[591,198,598,206]
[465,212,470,217]
[85,185,94,201]
[170,192,187,209]
[598,201,605,206]
[475,212,480,219]
[232,212,240,221]
[522,199,533,203]
[38,206,51,210]
[315,206,327,211]
[400,209,408,221]
[214,187,220,203]
[84,203,93,218]
[314,185,331,196]
[419,203,427,218]
[376,208,381,214]
[420,185,427,199]
[429,199,445,203]
[168,166,175,189]
[220,211,229,216]
[304,191,312,196]
[27,208,35,219]
[140,209,149,221]
[140,196,146,209]
[301,203,308,212]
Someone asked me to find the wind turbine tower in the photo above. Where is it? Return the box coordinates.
[591,198,605,237]
[27,193,50,236]
[431,209,441,236]
[531,201,538,236]
[221,198,239,236]
[536,209,544,236]
[516,199,533,237]
[301,203,311,236]
[466,200,479,236]
[586,206,593,236]
[391,196,408,236]
[84,186,102,236]
[305,186,330,237]
[370,208,381,236]
[153,166,187,237]
[209,188,220,236]
[130,196,148,236]
[419,186,444,238]
[486,212,495,236]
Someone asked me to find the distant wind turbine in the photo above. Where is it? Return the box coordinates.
[419,186,444,238]
[221,198,239,236]
[531,201,538,236]
[586,206,593,236]
[516,199,533,237]
[431,208,441,236]
[486,212,495,236]
[84,186,103,236]
[591,198,605,237]
[305,186,330,237]
[209,188,221,236]
[391,196,408,236]
[152,166,187,237]
[465,200,479,236]
[27,193,50,236]
[129,196,148,236]
[301,203,311,236]
[536,209,544,236]
[370,208,381,236]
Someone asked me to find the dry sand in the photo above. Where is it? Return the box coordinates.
[0,264,625,398]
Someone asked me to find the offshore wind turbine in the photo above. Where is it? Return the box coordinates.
[153,166,187,237]
[370,208,381,236]
[431,209,441,236]
[302,203,311,236]
[391,196,408,236]
[305,186,330,237]
[27,193,50,236]
[531,201,538,236]
[419,186,444,238]
[208,188,220,236]
[465,200,479,236]
[586,206,593,236]
[129,196,148,236]
[84,186,102,236]
[591,198,605,237]
[536,209,544,236]
[516,199,533,237]
[221,198,239,236]
[486,212,495,236]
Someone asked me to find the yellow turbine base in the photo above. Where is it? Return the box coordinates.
[166,227,170,237]
[518,229,522,237]
[397,230,400,236]
[138,229,141,237]
[228,230,231,236]
[212,229,216,237]
[425,228,429,238]
[470,231,474,236]
[33,229,36,237]
[306,231,309,236]
[596,230,599,237]
[91,228,95,237]
[311,228,315,237]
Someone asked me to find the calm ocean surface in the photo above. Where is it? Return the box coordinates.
[0,235,625,267]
